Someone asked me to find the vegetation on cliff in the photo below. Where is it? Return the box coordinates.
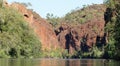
[46,4,106,29]
[0,4,41,58]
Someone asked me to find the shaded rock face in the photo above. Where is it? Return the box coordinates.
[10,3,59,50]
[56,19,106,54]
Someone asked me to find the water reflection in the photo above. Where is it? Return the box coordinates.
[0,59,119,66]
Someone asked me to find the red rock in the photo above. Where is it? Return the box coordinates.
[56,19,106,54]
[10,3,59,50]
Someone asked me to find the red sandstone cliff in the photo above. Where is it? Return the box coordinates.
[9,3,59,50]
[6,1,107,55]
[56,19,106,54]
[55,5,107,54]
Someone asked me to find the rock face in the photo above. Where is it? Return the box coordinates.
[56,18,106,54]
[55,4,107,55]
[10,3,59,50]
[9,2,107,55]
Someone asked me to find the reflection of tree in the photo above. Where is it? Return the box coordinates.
[65,60,70,66]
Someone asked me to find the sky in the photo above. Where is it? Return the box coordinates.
[8,0,103,18]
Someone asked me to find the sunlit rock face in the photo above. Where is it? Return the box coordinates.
[56,19,106,54]
[55,4,106,54]
[9,2,59,50]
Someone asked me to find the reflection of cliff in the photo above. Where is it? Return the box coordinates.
[38,59,65,66]
[37,59,105,66]
[38,59,81,66]
[0,59,118,66]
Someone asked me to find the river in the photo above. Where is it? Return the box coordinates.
[0,59,119,66]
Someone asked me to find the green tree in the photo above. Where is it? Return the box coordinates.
[104,0,120,60]
[0,6,41,58]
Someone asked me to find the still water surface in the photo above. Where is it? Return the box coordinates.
[0,59,119,66]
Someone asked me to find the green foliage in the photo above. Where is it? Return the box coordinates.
[0,7,41,58]
[63,4,105,25]
[104,0,120,60]
[114,1,120,60]
[105,41,116,58]
[46,4,105,29]
[91,46,104,58]
[76,46,104,58]
[104,0,116,8]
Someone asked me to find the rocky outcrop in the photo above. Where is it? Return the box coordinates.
[8,2,107,55]
[10,3,59,50]
[54,4,107,55]
[56,18,106,54]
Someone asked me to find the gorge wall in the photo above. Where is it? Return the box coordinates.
[55,4,107,55]
[9,3,59,50]
[5,1,107,56]
[56,19,106,54]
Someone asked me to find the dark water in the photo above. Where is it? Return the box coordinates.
[0,59,119,66]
